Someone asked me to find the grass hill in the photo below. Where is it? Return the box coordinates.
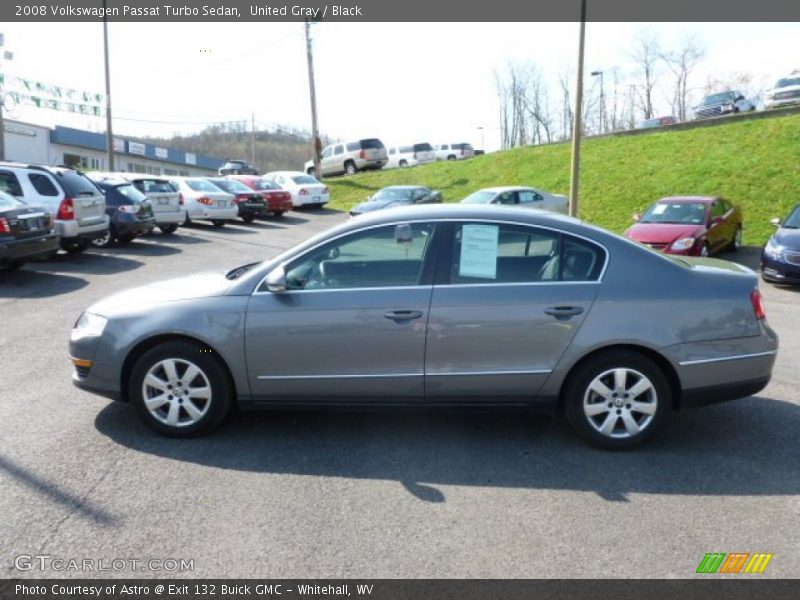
[326,113,800,245]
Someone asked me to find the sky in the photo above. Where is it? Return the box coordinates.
[1,22,798,152]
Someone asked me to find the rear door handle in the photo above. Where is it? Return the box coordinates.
[384,310,424,321]
[544,306,584,319]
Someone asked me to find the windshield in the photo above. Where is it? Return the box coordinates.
[701,92,735,105]
[291,175,319,185]
[640,201,708,225]
[461,191,497,204]
[783,205,800,228]
[104,184,148,205]
[775,77,800,88]
[372,188,415,203]
[186,179,223,192]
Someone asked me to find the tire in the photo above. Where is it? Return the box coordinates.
[700,242,710,257]
[272,211,284,218]
[306,167,314,176]
[211,220,226,228]
[241,214,255,224]
[159,224,178,235]
[728,226,742,252]
[128,340,233,437]
[117,233,135,245]
[60,238,89,253]
[91,228,115,248]
[4,261,25,271]
[447,155,456,161]
[399,160,408,168]
[344,161,357,175]
[563,351,669,449]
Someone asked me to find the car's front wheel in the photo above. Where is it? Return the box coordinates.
[211,220,226,228]
[129,340,232,437]
[344,161,357,175]
[563,351,669,449]
[160,224,178,235]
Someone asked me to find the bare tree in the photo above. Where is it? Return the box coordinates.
[628,33,661,120]
[661,36,705,120]
[557,66,574,141]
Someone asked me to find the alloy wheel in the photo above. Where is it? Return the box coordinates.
[141,358,212,427]
[582,367,657,439]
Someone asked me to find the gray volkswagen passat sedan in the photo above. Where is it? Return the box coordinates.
[69,205,778,448]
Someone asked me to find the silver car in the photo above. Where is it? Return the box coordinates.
[462,186,569,214]
[69,205,777,448]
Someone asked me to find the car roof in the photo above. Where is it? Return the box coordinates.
[479,186,538,193]
[656,196,717,204]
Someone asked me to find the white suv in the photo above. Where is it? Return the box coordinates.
[765,71,800,109]
[434,143,475,161]
[0,162,109,253]
[385,143,436,169]
[304,138,388,177]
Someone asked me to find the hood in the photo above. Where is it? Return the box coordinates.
[89,272,233,316]
[626,222,705,244]
[352,198,409,214]
[773,227,800,249]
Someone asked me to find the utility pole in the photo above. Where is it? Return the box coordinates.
[568,0,587,218]
[251,111,256,165]
[0,33,13,161]
[477,126,485,152]
[102,0,114,170]
[591,70,604,133]
[304,19,321,178]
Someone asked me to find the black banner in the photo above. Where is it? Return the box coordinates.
[2,580,800,600]
[4,0,800,22]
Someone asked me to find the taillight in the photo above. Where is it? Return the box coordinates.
[117,205,137,214]
[178,193,184,206]
[57,197,75,220]
[299,188,308,195]
[0,218,10,234]
[751,289,766,320]
[197,196,213,206]
[359,149,366,159]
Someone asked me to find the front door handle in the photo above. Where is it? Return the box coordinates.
[544,306,584,319]
[384,310,424,321]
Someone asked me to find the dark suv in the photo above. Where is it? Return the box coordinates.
[218,160,259,176]
[693,90,755,119]
[91,181,156,247]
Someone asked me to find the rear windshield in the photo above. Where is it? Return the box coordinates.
[104,184,148,205]
[132,179,174,193]
[291,175,319,185]
[451,143,473,150]
[413,143,433,152]
[359,138,384,150]
[186,179,223,192]
[0,190,23,208]
[56,170,101,197]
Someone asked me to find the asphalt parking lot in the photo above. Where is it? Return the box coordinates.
[1,210,798,579]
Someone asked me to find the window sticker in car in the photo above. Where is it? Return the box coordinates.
[459,224,499,279]
[652,204,668,215]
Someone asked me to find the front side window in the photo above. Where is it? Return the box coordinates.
[449,223,604,284]
[282,223,436,291]
[495,192,515,205]
[517,190,542,204]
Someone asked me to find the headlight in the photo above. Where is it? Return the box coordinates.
[722,103,734,110]
[670,237,696,251]
[764,238,784,261]
[71,312,108,339]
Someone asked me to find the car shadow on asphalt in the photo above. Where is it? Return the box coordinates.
[92,241,183,258]
[0,269,89,298]
[725,245,761,271]
[183,222,260,235]
[22,252,144,277]
[94,395,800,503]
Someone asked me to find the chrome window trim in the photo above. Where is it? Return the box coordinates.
[253,217,610,295]
[678,350,777,366]
[427,369,552,376]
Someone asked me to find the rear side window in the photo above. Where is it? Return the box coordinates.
[55,171,99,197]
[359,139,384,150]
[0,171,24,196]
[449,223,605,284]
[28,173,59,196]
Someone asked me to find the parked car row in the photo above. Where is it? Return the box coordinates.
[0,160,332,270]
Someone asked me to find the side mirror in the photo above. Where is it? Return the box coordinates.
[265,266,287,293]
[632,212,641,222]
[770,217,781,227]
[395,223,413,244]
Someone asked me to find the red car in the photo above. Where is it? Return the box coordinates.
[225,175,293,217]
[625,196,743,257]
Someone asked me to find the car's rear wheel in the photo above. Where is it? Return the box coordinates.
[306,167,315,176]
[91,229,115,248]
[272,211,284,218]
[241,214,255,224]
[160,224,178,234]
[344,161,357,175]
[129,340,232,437]
[729,226,742,252]
[61,238,89,253]
[211,220,226,228]
[563,351,669,449]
